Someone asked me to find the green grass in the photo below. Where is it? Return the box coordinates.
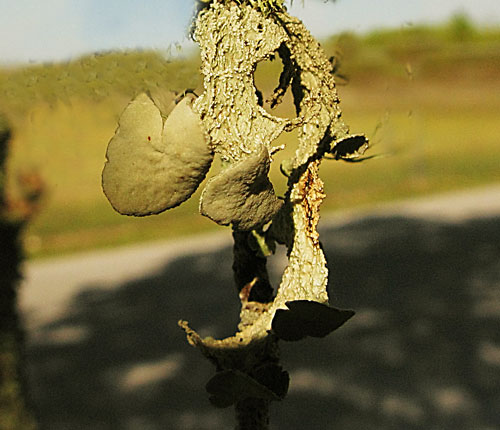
[1,17,499,259]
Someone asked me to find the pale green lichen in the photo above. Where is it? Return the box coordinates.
[179,0,362,394]
[198,0,287,18]
[102,93,213,215]
[193,2,291,162]
[200,146,282,230]
[102,0,366,419]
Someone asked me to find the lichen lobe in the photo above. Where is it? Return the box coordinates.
[102,93,213,216]
[200,147,282,230]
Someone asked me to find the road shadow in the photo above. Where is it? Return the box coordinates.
[24,214,500,429]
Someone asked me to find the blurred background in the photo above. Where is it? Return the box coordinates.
[0,0,499,257]
[0,0,499,429]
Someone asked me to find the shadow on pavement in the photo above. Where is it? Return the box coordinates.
[25,214,500,429]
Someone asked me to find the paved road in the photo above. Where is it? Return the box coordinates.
[18,184,500,430]
[19,231,233,334]
[19,184,500,330]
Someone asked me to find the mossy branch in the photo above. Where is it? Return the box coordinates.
[102,0,366,427]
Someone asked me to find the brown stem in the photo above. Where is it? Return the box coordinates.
[232,230,273,303]
[235,397,270,430]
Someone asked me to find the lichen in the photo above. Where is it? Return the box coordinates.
[193,2,291,162]
[102,0,367,420]
[102,93,213,215]
[179,0,362,404]
[200,146,282,230]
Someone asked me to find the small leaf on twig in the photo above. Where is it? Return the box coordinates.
[206,369,281,408]
[272,300,355,341]
[329,134,369,161]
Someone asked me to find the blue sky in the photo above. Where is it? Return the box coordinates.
[1,0,499,65]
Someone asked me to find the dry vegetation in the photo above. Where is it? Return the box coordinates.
[0,15,499,258]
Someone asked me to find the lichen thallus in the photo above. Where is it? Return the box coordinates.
[102,0,369,425]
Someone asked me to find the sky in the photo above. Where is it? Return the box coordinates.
[1,0,499,65]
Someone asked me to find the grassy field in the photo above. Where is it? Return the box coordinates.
[1,15,499,259]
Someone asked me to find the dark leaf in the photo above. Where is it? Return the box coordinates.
[206,369,280,408]
[253,363,289,400]
[272,300,355,341]
[329,134,369,160]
